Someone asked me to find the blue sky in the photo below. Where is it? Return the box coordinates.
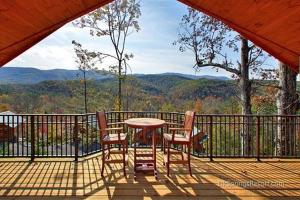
[4,0,275,78]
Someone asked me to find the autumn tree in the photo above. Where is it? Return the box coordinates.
[73,0,141,111]
[251,87,277,114]
[0,94,10,112]
[194,99,203,113]
[174,8,267,155]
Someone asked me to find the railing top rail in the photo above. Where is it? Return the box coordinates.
[195,114,300,117]
[0,114,86,116]
[103,111,181,114]
[0,111,300,118]
[104,111,300,117]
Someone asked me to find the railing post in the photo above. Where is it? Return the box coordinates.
[256,116,260,161]
[74,115,79,162]
[30,115,35,162]
[209,116,213,161]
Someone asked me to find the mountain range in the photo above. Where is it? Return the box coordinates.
[0,67,230,84]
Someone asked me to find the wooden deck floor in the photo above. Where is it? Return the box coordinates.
[0,149,300,199]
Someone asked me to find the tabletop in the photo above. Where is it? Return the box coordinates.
[124,118,165,129]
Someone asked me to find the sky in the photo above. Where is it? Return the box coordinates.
[4,0,275,78]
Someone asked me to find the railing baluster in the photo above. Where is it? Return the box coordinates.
[233,116,236,157]
[209,115,213,161]
[2,116,5,157]
[256,116,260,161]
[30,115,35,161]
[51,115,53,157]
[262,116,265,157]
[46,116,48,157]
[74,115,79,161]
[58,116,61,156]
[55,115,61,156]
[224,116,227,157]
[21,115,24,156]
[8,115,10,156]
[41,115,44,156]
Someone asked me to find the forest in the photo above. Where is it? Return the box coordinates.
[0,73,283,115]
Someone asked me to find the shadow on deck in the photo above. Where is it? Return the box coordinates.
[0,149,300,199]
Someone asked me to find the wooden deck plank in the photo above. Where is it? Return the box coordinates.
[0,149,299,199]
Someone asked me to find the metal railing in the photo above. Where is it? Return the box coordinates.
[0,111,299,160]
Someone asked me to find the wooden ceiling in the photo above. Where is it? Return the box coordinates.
[179,0,300,72]
[0,0,112,67]
[0,0,300,72]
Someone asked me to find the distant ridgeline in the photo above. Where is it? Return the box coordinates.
[0,67,109,84]
[0,67,229,84]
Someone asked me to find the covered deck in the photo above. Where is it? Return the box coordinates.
[0,150,299,199]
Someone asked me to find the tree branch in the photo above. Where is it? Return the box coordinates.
[196,62,240,75]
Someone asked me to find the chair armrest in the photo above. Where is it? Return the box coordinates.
[169,127,191,132]
[107,122,124,126]
[101,127,123,140]
[104,127,123,131]
[167,128,190,141]
[169,128,192,141]
[166,122,183,127]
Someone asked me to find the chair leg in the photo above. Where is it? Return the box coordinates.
[163,137,166,154]
[188,145,192,177]
[107,144,110,160]
[181,144,184,161]
[163,141,165,166]
[101,144,105,177]
[122,142,126,176]
[167,142,170,177]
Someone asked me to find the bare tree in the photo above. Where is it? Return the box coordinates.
[174,8,267,155]
[72,41,98,113]
[252,61,299,156]
[276,62,298,156]
[73,0,141,111]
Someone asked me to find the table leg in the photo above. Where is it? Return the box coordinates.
[153,128,157,179]
[143,127,147,146]
[134,128,137,181]
[160,127,164,151]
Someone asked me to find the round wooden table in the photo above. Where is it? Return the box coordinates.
[124,118,165,179]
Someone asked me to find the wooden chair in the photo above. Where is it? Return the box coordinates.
[96,111,128,177]
[163,111,196,177]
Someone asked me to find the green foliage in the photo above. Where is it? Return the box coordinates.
[160,103,176,112]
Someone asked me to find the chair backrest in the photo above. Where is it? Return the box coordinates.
[183,111,196,142]
[96,111,108,142]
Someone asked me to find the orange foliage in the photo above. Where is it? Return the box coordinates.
[194,99,202,113]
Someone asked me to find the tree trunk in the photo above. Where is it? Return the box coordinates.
[118,61,122,111]
[239,38,253,156]
[276,61,298,156]
[83,70,88,113]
